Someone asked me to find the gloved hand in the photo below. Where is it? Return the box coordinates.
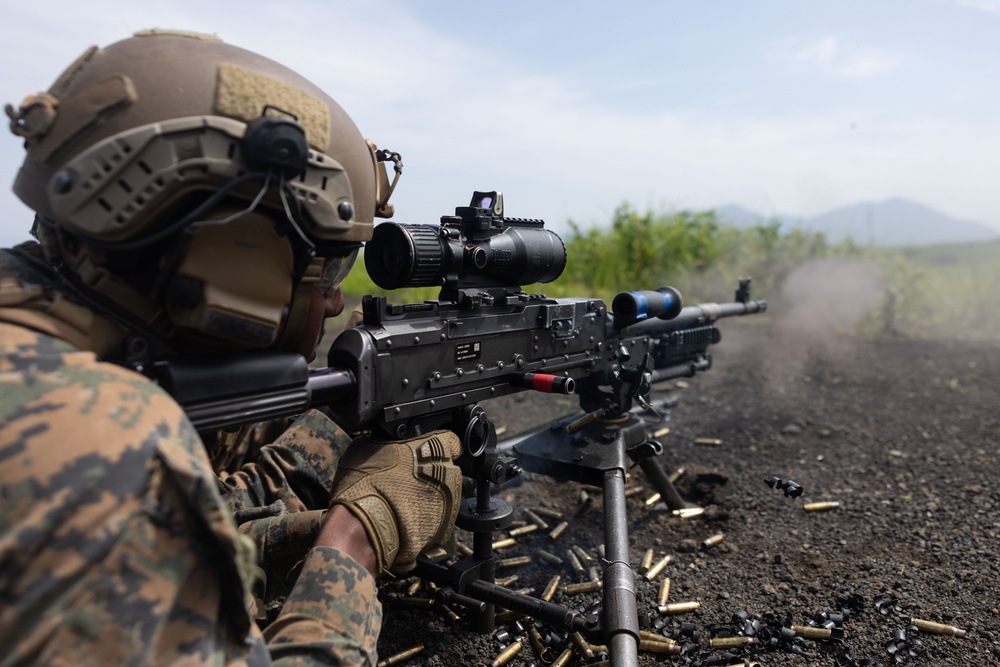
[328,430,463,575]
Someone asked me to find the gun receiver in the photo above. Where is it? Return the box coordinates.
[162,191,766,667]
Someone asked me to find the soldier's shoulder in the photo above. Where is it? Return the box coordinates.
[1,321,196,460]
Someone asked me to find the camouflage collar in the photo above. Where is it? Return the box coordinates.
[0,241,127,357]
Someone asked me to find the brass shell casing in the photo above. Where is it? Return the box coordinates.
[377,644,425,667]
[658,601,701,615]
[491,640,523,667]
[645,554,673,581]
[910,618,967,637]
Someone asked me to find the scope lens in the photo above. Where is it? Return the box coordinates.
[364,222,445,289]
[364,220,566,290]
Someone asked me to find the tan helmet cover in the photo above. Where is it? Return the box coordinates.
[5,30,397,352]
[9,29,383,242]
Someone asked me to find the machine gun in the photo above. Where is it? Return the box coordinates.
[162,191,766,667]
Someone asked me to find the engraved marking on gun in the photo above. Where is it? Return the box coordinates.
[455,341,482,362]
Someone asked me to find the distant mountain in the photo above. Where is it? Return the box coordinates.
[715,204,804,231]
[716,199,999,247]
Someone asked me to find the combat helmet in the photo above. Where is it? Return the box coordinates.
[6,29,400,354]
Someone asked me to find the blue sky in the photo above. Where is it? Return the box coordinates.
[2,0,999,248]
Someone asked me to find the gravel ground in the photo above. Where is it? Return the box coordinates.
[371,316,1000,666]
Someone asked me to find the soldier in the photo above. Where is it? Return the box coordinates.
[0,30,461,665]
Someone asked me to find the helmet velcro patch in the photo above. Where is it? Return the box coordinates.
[214,62,330,151]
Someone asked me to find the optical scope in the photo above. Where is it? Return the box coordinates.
[365,191,566,290]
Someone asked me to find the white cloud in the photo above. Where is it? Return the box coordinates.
[777,35,903,80]
[953,0,1000,15]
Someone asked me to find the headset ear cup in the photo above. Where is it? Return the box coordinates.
[242,116,309,177]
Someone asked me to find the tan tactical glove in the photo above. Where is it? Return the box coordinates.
[328,430,463,575]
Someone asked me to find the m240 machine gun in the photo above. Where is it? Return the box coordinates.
[164,191,766,667]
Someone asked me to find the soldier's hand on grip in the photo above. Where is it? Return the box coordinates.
[328,430,462,575]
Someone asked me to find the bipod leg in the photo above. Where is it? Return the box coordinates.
[512,412,647,661]
[468,478,500,633]
[603,467,639,667]
[638,455,693,511]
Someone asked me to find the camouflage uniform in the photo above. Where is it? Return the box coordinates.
[0,242,381,666]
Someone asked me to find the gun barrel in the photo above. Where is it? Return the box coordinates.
[612,287,682,325]
[624,298,767,336]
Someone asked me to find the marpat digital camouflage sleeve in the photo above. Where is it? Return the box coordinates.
[221,410,355,513]
[0,322,380,666]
